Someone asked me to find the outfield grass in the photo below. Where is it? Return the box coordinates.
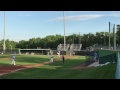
[0,54,56,66]
[0,55,116,79]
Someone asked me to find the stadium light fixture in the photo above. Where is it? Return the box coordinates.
[63,11,66,51]
[3,11,6,54]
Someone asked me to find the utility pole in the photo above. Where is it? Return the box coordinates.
[104,32,106,46]
[63,11,66,51]
[3,11,6,54]
[113,24,116,50]
[73,33,74,44]
[109,22,110,49]
[79,32,81,44]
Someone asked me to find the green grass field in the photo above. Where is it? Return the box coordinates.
[0,54,52,66]
[0,54,116,79]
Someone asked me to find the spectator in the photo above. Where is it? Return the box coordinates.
[62,55,65,63]
[50,53,54,62]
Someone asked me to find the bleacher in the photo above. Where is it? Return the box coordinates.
[57,44,70,51]
[70,44,82,51]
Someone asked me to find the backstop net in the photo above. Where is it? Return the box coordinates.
[109,22,115,49]
[90,22,115,50]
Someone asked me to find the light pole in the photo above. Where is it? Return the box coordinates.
[113,24,116,50]
[109,22,110,49]
[79,32,81,44]
[3,11,6,54]
[73,33,74,44]
[63,11,66,51]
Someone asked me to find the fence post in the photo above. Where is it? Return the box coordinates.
[115,52,120,79]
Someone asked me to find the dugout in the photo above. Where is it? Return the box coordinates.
[98,49,119,64]
[52,50,95,56]
[53,50,66,55]
[19,49,51,55]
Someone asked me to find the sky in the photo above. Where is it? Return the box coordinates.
[0,11,120,42]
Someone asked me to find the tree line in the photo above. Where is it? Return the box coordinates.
[0,29,120,50]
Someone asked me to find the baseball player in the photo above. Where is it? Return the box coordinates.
[93,52,98,62]
[57,51,60,57]
[50,52,54,62]
[62,55,65,63]
[11,55,16,65]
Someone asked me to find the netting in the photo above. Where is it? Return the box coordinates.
[92,22,115,50]
[109,22,114,48]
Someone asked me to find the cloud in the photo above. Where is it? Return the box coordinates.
[110,11,120,13]
[48,11,120,22]
[106,14,120,17]
[108,12,120,17]
[99,11,120,17]
[48,14,103,21]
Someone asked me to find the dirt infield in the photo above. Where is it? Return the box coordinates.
[0,61,51,76]
[0,56,83,76]
[0,58,11,60]
[0,56,61,76]
[72,63,88,69]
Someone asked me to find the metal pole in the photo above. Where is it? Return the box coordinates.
[113,24,116,50]
[109,22,110,49]
[104,32,106,46]
[115,24,116,50]
[116,52,120,79]
[73,33,74,44]
[113,24,115,50]
[3,11,6,54]
[63,11,66,51]
[79,32,81,44]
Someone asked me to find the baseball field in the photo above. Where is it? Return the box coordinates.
[0,54,116,79]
